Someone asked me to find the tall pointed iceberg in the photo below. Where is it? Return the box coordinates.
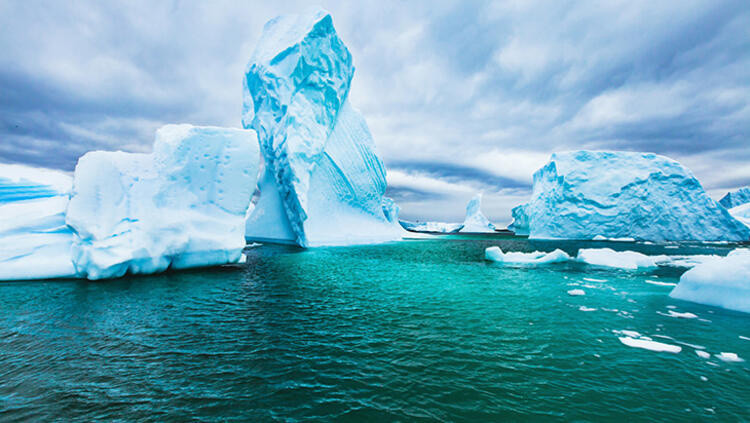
[460,193,496,233]
[243,9,402,247]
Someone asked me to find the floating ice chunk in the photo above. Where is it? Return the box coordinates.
[243,9,402,247]
[657,310,698,319]
[719,187,750,209]
[579,306,597,311]
[460,193,496,233]
[696,350,711,359]
[618,337,682,353]
[740,335,750,341]
[0,165,77,280]
[583,277,607,282]
[715,352,744,363]
[66,124,259,280]
[485,247,571,264]
[592,235,636,242]
[669,248,750,313]
[512,151,750,241]
[577,248,657,270]
[645,280,677,286]
[567,289,586,296]
[700,376,708,381]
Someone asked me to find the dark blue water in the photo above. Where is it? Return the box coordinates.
[1,237,748,421]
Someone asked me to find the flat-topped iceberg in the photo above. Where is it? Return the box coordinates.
[0,165,77,280]
[460,194,496,233]
[67,125,259,279]
[510,151,750,242]
[401,221,463,233]
[670,248,750,314]
[719,187,750,209]
[243,9,402,247]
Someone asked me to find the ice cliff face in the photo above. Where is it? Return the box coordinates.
[243,9,402,247]
[729,203,750,229]
[719,187,750,209]
[513,151,750,242]
[66,125,259,279]
[508,204,530,236]
[0,165,77,280]
[460,194,496,233]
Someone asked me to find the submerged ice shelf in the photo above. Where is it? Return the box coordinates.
[242,9,403,247]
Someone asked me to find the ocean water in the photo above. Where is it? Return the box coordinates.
[1,236,748,421]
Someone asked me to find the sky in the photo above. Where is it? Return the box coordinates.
[1,0,749,224]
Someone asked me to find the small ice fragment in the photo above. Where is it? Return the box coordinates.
[583,277,607,282]
[715,352,744,363]
[740,335,750,341]
[618,330,641,338]
[579,306,597,312]
[618,337,682,353]
[696,350,710,359]
[645,280,677,286]
[700,376,708,382]
[567,289,585,296]
[658,310,698,319]
[666,305,677,309]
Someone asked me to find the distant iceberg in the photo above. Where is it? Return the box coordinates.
[243,9,403,247]
[485,247,570,264]
[460,194,496,233]
[401,220,463,233]
[719,187,750,209]
[510,151,750,242]
[670,248,750,314]
[0,165,77,280]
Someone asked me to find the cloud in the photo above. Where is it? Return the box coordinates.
[1,0,749,222]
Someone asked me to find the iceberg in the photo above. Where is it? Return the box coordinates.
[401,220,463,233]
[0,165,77,280]
[512,151,750,241]
[485,247,571,264]
[460,193,496,233]
[243,9,402,247]
[719,187,750,209]
[669,248,750,314]
[508,203,529,236]
[577,248,657,270]
[729,203,750,229]
[65,124,259,280]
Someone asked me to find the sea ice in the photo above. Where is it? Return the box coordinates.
[567,289,586,296]
[243,9,402,247]
[577,248,657,270]
[66,124,259,279]
[719,187,750,209]
[715,352,744,363]
[669,248,750,314]
[0,165,77,280]
[460,193,496,233]
[485,247,571,264]
[645,280,677,287]
[695,350,710,359]
[618,337,682,353]
[510,151,750,241]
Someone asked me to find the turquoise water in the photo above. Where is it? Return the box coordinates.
[1,236,748,421]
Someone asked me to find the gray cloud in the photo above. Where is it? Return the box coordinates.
[1,0,748,222]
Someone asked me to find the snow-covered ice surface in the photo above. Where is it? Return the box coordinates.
[512,151,750,241]
[66,125,259,280]
[0,165,77,280]
[460,193,496,233]
[402,221,463,233]
[719,187,750,209]
[243,9,402,247]
[577,248,657,270]
[485,247,570,264]
[669,248,750,314]
[729,203,750,229]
